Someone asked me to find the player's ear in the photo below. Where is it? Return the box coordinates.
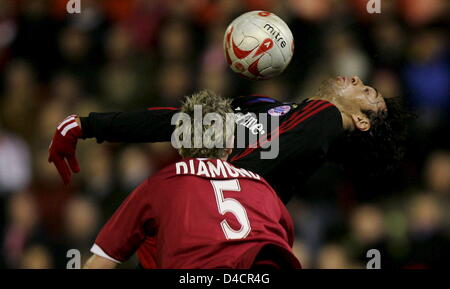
[351,113,370,131]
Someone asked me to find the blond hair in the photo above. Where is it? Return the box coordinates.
[177,89,234,159]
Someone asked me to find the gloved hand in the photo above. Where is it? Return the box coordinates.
[48,115,82,185]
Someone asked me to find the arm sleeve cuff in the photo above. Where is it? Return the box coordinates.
[79,116,94,140]
[90,244,121,264]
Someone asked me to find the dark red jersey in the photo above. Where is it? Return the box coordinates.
[91,158,301,269]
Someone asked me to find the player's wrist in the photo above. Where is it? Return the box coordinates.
[73,116,83,139]
[75,116,81,128]
[74,116,83,138]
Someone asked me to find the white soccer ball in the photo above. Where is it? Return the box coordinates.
[223,10,294,80]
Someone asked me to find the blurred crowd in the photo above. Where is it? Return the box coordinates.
[0,0,448,268]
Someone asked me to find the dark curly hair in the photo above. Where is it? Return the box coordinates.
[329,97,411,177]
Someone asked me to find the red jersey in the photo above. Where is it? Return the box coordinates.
[91,158,301,269]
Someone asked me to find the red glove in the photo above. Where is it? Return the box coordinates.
[48,115,83,185]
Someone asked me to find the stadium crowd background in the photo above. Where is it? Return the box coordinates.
[0,0,448,269]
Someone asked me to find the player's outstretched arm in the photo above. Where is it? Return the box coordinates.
[80,108,179,143]
[48,108,178,185]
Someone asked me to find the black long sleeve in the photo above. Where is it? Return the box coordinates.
[80,108,179,143]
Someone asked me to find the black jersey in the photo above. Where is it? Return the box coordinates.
[80,95,344,203]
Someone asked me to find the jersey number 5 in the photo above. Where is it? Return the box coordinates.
[211,179,251,240]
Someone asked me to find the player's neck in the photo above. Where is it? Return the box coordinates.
[309,96,354,131]
[340,113,355,131]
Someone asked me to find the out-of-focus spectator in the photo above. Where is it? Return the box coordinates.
[57,26,98,90]
[371,19,406,67]
[347,204,397,268]
[292,240,311,269]
[50,73,82,106]
[0,132,31,194]
[2,192,39,268]
[66,0,106,33]
[158,19,194,63]
[37,99,71,143]
[408,194,442,234]
[79,144,113,199]
[31,146,74,240]
[58,27,90,65]
[117,146,153,192]
[252,79,289,102]
[424,151,450,196]
[398,0,447,26]
[157,63,192,106]
[63,196,99,251]
[19,244,53,269]
[198,24,230,96]
[0,0,17,70]
[12,0,58,81]
[372,69,402,100]
[105,25,134,63]
[403,29,449,129]
[325,30,371,81]
[316,243,356,269]
[350,205,385,245]
[147,142,180,171]
[288,0,332,22]
[100,63,140,108]
[404,193,450,268]
[124,0,168,51]
[1,60,39,141]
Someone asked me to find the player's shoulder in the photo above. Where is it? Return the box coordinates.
[282,98,343,130]
[232,95,341,122]
[291,98,340,116]
[232,94,282,111]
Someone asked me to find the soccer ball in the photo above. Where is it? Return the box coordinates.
[223,10,294,80]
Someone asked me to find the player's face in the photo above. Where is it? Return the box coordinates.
[334,76,386,115]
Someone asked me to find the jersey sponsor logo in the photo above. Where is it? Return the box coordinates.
[268,105,291,117]
[234,112,265,135]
